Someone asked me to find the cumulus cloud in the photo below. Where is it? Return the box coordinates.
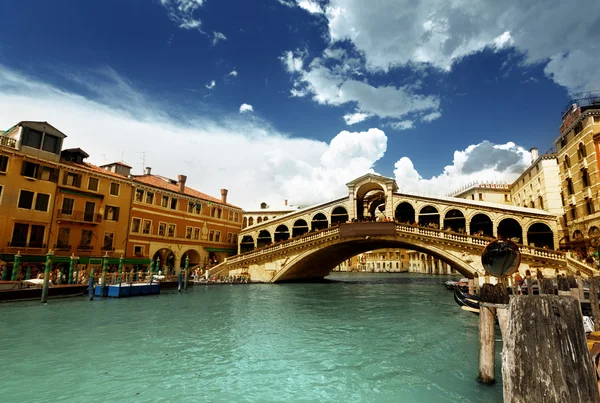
[228,69,238,77]
[205,80,215,90]
[239,103,254,113]
[159,0,204,30]
[393,141,531,196]
[297,0,323,14]
[212,31,227,46]
[343,112,370,125]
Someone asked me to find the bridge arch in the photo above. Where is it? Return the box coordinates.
[311,212,329,231]
[240,235,255,253]
[330,206,349,226]
[292,219,309,238]
[394,201,416,224]
[274,224,290,242]
[469,213,493,237]
[443,209,466,233]
[257,230,272,248]
[498,218,523,243]
[356,182,386,221]
[418,205,440,228]
[526,222,554,249]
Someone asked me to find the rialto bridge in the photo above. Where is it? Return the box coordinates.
[209,174,593,282]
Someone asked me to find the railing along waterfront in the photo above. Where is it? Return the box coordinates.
[214,222,567,273]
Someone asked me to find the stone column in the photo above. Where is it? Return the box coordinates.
[386,183,394,220]
[348,185,356,220]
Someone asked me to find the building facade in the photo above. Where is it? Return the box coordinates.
[451,183,512,205]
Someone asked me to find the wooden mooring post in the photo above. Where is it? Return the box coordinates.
[477,283,509,384]
[502,296,599,402]
[589,276,600,332]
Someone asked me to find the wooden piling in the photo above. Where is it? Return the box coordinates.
[468,278,474,295]
[525,270,533,296]
[473,273,480,294]
[589,276,600,332]
[502,296,599,402]
[477,283,509,384]
[557,275,571,297]
[576,271,585,301]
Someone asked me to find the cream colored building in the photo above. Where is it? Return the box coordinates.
[242,201,299,228]
[451,183,512,205]
[407,251,455,274]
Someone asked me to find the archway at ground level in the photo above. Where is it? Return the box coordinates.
[257,230,272,248]
[331,206,349,226]
[208,252,221,266]
[274,225,290,242]
[590,226,600,238]
[573,230,584,240]
[470,214,493,237]
[395,202,415,224]
[527,223,555,249]
[240,235,255,253]
[153,248,175,274]
[498,218,523,243]
[272,236,479,282]
[443,209,465,233]
[180,249,201,268]
[292,219,309,237]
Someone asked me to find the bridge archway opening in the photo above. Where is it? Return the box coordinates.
[498,218,523,243]
[240,235,255,253]
[443,209,465,233]
[331,206,349,225]
[274,225,290,242]
[257,230,272,248]
[527,223,555,249]
[292,219,309,237]
[395,202,415,224]
[419,206,440,228]
[470,214,493,237]
[311,213,329,231]
[356,183,385,221]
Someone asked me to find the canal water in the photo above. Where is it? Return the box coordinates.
[1,273,502,402]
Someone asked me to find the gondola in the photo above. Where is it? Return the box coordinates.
[453,286,480,314]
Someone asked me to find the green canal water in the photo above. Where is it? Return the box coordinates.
[1,273,502,402]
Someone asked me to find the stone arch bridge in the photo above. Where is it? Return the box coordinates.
[209,174,591,282]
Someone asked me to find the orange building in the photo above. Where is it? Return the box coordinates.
[124,167,243,275]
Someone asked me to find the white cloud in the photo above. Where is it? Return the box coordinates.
[388,120,414,130]
[321,0,600,93]
[280,50,440,127]
[343,112,370,125]
[205,80,215,90]
[239,103,254,113]
[228,69,238,77]
[159,0,204,30]
[297,0,323,14]
[212,31,227,46]
[421,111,441,123]
[276,0,295,7]
[393,140,531,196]
[0,64,389,208]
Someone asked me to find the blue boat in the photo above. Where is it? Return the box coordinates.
[94,283,160,298]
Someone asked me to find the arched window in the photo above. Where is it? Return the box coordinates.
[578,142,587,159]
[581,168,590,188]
[564,155,571,169]
[248,217,254,226]
[257,217,263,224]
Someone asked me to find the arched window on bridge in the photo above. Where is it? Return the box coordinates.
[248,217,254,226]
[242,217,248,228]
[263,216,268,221]
[573,230,584,240]
[589,226,600,239]
[443,209,465,233]
[311,213,329,231]
[274,225,290,242]
[331,206,349,225]
[418,206,440,229]
[257,230,272,248]
[292,219,309,237]
[527,223,554,249]
[395,202,415,224]
[470,213,493,237]
[257,217,263,224]
[498,218,523,244]
[240,235,255,253]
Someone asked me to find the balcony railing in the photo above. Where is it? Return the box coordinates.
[0,136,17,148]
[77,245,93,251]
[54,244,71,251]
[7,241,46,249]
[57,209,102,224]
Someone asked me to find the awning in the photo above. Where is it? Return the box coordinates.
[123,257,152,265]
[0,254,150,266]
[205,247,237,253]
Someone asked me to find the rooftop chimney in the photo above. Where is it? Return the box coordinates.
[285,199,288,206]
[221,189,228,204]
[530,147,539,162]
[145,167,152,175]
[178,174,187,193]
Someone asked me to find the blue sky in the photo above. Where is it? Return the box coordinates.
[0,0,598,208]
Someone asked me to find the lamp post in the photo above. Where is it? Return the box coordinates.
[11,251,21,281]
[41,250,53,303]
[100,252,109,297]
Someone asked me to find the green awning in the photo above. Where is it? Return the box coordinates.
[123,258,152,265]
[205,247,237,253]
[0,255,150,266]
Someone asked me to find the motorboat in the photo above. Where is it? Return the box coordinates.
[0,280,87,302]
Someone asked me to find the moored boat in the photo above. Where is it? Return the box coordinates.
[0,280,87,302]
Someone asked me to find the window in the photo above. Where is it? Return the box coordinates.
[209,230,215,242]
[504,194,509,202]
[571,204,577,220]
[34,193,50,212]
[188,202,195,213]
[145,192,154,204]
[80,230,93,248]
[566,178,574,195]
[538,196,544,210]
[57,228,70,249]
[170,198,178,210]
[63,172,81,187]
[21,127,43,149]
[186,227,192,239]
[227,233,233,243]
[88,177,99,191]
[84,201,96,222]
[18,190,34,209]
[234,212,239,222]
[142,220,151,234]
[40,166,59,182]
[110,182,120,196]
[229,211,234,221]
[135,189,144,202]
[215,231,221,242]
[102,233,114,251]
[560,192,565,207]
[193,228,200,240]
[10,223,29,246]
[131,218,141,233]
[41,134,61,154]
[471,195,474,200]
[21,161,39,178]
[134,245,145,257]
[0,155,8,172]
[574,122,583,135]
[217,209,222,219]
[29,225,45,247]
[162,195,169,207]
[158,222,166,236]
[195,203,202,214]
[104,206,120,221]
[478,193,483,201]
[564,155,571,169]
[582,169,590,188]
[578,142,587,159]
[168,224,176,237]
[211,207,217,217]
[587,198,595,215]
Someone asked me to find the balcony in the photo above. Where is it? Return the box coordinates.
[54,244,71,251]
[57,209,102,224]
[77,245,93,252]
[7,241,46,249]
[0,136,17,149]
